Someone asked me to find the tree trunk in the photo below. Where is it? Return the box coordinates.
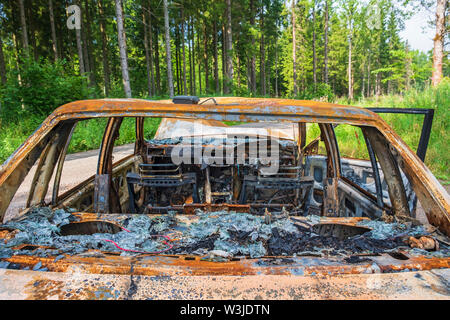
[148,3,155,95]
[324,0,329,84]
[0,36,7,85]
[163,0,174,98]
[260,6,266,96]
[266,54,271,96]
[224,0,233,94]
[56,3,64,60]
[12,32,24,109]
[376,68,381,97]
[175,26,181,95]
[367,55,371,97]
[27,3,38,60]
[197,24,202,94]
[18,0,29,52]
[250,0,256,94]
[98,0,111,96]
[203,23,209,93]
[222,24,226,94]
[431,0,446,86]
[84,0,96,86]
[213,21,219,93]
[190,19,196,95]
[312,0,317,88]
[188,21,193,94]
[236,53,241,90]
[275,39,279,97]
[246,57,251,90]
[115,0,132,98]
[77,0,90,75]
[405,44,412,90]
[348,23,353,100]
[75,27,85,74]
[181,9,187,95]
[292,0,297,96]
[143,9,152,97]
[12,33,23,87]
[155,26,161,94]
[361,70,365,98]
[48,0,58,61]
[235,29,241,90]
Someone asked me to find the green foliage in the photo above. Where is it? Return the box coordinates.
[295,83,335,101]
[66,117,162,155]
[67,119,108,154]
[334,125,369,160]
[0,0,447,184]
[0,57,92,120]
[338,79,450,181]
[0,116,162,166]
[0,114,45,163]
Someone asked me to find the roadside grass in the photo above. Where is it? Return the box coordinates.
[337,80,449,182]
[65,117,163,153]
[0,116,162,164]
[0,81,448,183]
[0,115,46,163]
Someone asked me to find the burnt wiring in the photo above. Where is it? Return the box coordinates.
[102,226,175,255]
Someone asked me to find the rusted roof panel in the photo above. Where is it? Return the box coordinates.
[50,98,381,125]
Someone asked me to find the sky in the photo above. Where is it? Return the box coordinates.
[400,5,436,53]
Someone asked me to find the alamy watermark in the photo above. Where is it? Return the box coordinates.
[66,5,81,30]
[366,3,382,30]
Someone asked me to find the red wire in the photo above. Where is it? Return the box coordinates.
[120,226,131,233]
[103,227,174,254]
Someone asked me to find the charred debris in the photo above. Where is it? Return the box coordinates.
[0,207,449,267]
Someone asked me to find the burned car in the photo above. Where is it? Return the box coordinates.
[0,97,449,299]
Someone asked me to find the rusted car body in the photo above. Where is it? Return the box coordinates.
[0,97,449,300]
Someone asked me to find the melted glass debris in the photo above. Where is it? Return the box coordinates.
[0,207,449,263]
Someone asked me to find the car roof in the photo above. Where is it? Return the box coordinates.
[51,97,382,127]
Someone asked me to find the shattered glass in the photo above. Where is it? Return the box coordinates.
[0,207,449,266]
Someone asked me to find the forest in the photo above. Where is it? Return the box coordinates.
[0,0,448,180]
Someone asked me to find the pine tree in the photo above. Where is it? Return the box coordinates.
[115,0,132,98]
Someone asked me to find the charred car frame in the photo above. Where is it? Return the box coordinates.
[0,97,449,299]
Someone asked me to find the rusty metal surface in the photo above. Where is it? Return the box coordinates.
[364,127,410,217]
[50,98,384,125]
[4,250,450,277]
[0,268,448,300]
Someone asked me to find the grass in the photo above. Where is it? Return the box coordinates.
[66,117,162,153]
[0,82,448,183]
[337,80,449,182]
[0,116,162,163]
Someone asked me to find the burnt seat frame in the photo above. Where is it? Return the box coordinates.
[126,163,200,213]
